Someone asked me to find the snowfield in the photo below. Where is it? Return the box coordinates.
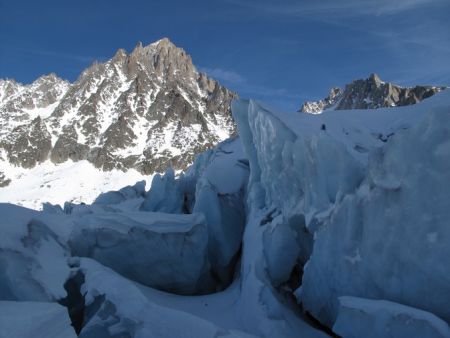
[0,89,450,337]
[0,159,149,210]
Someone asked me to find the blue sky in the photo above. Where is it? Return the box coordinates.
[1,0,449,111]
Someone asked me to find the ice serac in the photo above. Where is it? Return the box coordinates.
[0,204,71,302]
[232,99,365,268]
[74,258,257,338]
[192,137,248,284]
[141,137,249,286]
[301,100,450,327]
[93,180,146,205]
[68,211,213,295]
[0,301,77,338]
[300,73,446,113]
[232,90,450,335]
[140,168,185,213]
[229,101,331,337]
[333,297,450,338]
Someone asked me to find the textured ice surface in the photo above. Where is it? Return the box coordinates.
[141,137,249,285]
[0,301,77,338]
[77,258,257,338]
[140,168,185,213]
[69,212,212,294]
[232,90,450,334]
[301,104,450,326]
[0,204,71,301]
[333,296,450,338]
[93,180,146,205]
[192,138,249,283]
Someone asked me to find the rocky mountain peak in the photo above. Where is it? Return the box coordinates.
[300,74,445,113]
[112,48,128,62]
[368,73,382,86]
[0,38,237,177]
[36,73,62,83]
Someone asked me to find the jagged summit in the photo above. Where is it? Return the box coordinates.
[0,39,237,180]
[300,73,446,114]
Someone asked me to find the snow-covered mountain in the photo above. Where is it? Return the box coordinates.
[300,73,446,113]
[1,88,449,338]
[0,38,237,207]
[0,38,236,173]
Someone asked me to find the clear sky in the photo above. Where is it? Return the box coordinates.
[1,0,449,110]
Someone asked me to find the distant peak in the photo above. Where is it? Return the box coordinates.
[369,73,380,80]
[135,41,144,49]
[35,73,67,84]
[129,38,179,57]
[368,73,382,86]
[152,37,174,47]
[300,73,444,113]
[113,48,128,59]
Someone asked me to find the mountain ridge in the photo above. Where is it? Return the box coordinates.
[0,38,237,181]
[300,73,446,114]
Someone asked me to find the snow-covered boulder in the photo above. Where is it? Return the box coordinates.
[0,301,77,338]
[301,105,450,327]
[68,212,213,295]
[0,204,71,301]
[333,296,450,338]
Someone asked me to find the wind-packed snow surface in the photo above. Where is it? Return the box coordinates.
[0,159,148,210]
[0,301,76,338]
[333,296,450,338]
[0,89,449,337]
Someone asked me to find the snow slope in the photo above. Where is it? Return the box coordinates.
[0,38,236,174]
[0,160,149,210]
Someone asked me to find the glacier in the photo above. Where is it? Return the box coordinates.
[69,212,213,295]
[0,89,449,337]
[0,301,76,338]
[333,296,450,338]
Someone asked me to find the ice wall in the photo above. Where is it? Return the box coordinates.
[232,90,450,334]
[302,106,450,326]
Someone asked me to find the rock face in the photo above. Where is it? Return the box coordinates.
[300,73,445,113]
[3,116,53,168]
[300,87,342,114]
[0,172,10,187]
[0,38,237,174]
